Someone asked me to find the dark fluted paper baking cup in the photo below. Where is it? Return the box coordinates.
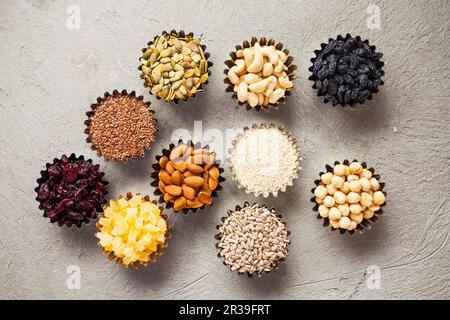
[150,139,225,215]
[84,89,158,161]
[35,153,108,228]
[96,192,171,269]
[311,159,387,235]
[224,36,297,112]
[229,122,302,197]
[138,29,213,104]
[308,33,385,108]
[215,202,290,278]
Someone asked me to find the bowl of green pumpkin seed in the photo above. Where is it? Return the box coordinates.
[139,30,212,104]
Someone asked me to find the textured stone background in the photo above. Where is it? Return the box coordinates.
[1,0,449,299]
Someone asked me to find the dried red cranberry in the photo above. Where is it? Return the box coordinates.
[37,183,50,200]
[35,154,109,228]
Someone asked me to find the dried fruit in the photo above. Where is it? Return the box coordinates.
[96,193,168,267]
[310,34,384,107]
[35,154,108,228]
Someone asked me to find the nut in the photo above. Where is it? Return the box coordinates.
[157,143,221,211]
[227,40,294,107]
[165,185,182,196]
[184,176,205,189]
[314,160,385,231]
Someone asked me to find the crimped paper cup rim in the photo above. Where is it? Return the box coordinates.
[215,201,290,278]
[35,153,109,228]
[229,123,302,197]
[308,33,385,108]
[138,29,213,104]
[311,159,387,235]
[224,36,297,112]
[96,192,172,269]
[84,89,158,162]
[150,139,225,215]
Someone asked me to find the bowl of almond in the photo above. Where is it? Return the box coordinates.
[151,140,225,214]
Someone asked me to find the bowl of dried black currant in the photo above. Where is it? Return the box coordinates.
[309,34,384,107]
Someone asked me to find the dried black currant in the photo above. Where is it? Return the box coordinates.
[309,34,384,107]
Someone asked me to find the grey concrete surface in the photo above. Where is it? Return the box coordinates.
[0,0,449,300]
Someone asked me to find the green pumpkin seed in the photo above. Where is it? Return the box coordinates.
[199,60,207,73]
[151,83,163,95]
[172,80,182,90]
[184,69,195,78]
[185,78,194,90]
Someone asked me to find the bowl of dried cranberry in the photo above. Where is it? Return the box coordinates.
[35,153,108,228]
[309,34,384,107]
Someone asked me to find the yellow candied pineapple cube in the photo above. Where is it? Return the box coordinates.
[144,223,160,233]
[146,213,157,225]
[99,217,111,227]
[150,204,160,215]
[147,241,157,252]
[126,207,138,218]
[156,233,165,243]
[112,237,123,255]
[109,200,120,211]
[138,253,149,262]
[140,201,153,213]
[141,233,153,245]
[96,232,113,248]
[103,207,115,218]
[118,198,129,209]
[123,247,138,263]
[112,220,129,236]
[135,240,145,252]
[135,217,144,230]
[128,194,143,207]
[127,229,138,244]
[157,219,167,232]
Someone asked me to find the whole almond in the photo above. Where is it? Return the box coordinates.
[172,160,187,172]
[200,183,211,196]
[198,191,212,205]
[208,177,218,190]
[172,171,184,186]
[182,184,196,200]
[187,198,204,208]
[166,161,175,174]
[184,176,205,189]
[164,192,174,203]
[187,163,204,174]
[203,170,209,181]
[158,180,166,193]
[165,185,182,196]
[170,144,187,160]
[174,196,187,211]
[159,156,169,168]
[183,171,195,178]
[159,171,173,185]
[209,166,219,179]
